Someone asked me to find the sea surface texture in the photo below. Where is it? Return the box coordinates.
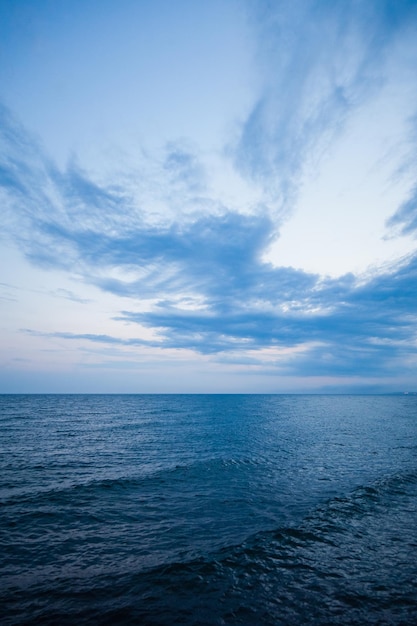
[1,394,417,625]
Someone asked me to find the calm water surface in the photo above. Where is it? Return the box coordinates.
[1,394,416,624]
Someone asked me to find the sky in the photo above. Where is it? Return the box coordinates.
[1,0,417,394]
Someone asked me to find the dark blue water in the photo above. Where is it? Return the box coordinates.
[1,394,417,625]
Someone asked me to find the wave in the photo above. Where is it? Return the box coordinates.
[0,455,266,506]
[2,468,417,625]
[110,469,417,624]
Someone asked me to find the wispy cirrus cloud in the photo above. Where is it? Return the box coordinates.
[0,103,223,263]
[386,184,417,237]
[23,329,152,348]
[51,289,92,304]
[236,0,417,213]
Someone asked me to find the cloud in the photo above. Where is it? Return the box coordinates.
[0,281,19,302]
[235,0,417,214]
[386,184,417,236]
[163,140,206,193]
[115,252,417,375]
[22,329,153,348]
[2,15,417,389]
[51,288,92,304]
[0,107,274,293]
[20,242,417,379]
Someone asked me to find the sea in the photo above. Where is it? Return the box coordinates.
[1,394,417,625]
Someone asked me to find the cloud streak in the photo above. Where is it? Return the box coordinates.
[236,0,417,214]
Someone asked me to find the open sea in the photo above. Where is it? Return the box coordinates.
[1,394,417,625]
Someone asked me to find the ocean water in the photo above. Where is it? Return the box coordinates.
[1,394,417,625]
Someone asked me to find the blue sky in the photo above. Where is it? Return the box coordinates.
[1,0,417,393]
